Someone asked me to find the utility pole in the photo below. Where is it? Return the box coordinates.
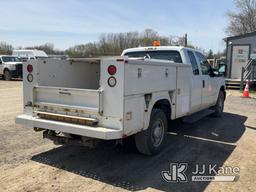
[184,33,188,47]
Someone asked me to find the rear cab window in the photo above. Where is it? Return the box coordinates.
[124,50,183,63]
[20,57,28,62]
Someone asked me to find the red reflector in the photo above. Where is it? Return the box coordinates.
[27,64,33,73]
[108,65,117,75]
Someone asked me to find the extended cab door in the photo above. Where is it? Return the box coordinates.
[195,52,218,108]
[187,50,202,113]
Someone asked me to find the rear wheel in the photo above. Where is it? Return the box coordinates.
[135,109,167,155]
[4,70,12,81]
[212,91,225,117]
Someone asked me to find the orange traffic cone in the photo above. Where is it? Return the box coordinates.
[242,81,250,98]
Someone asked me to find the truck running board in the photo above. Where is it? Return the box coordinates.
[35,111,98,126]
[182,109,215,124]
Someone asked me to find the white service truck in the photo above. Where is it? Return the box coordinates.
[12,49,48,62]
[0,55,23,80]
[16,46,226,155]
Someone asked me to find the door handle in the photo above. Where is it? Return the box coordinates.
[202,80,205,88]
[59,91,71,96]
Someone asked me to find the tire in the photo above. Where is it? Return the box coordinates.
[4,70,12,81]
[212,91,225,117]
[135,109,167,155]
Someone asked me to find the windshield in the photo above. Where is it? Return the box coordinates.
[2,56,20,62]
[124,50,183,63]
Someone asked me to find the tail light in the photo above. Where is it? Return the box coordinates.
[108,65,117,75]
[27,64,33,73]
[27,64,33,82]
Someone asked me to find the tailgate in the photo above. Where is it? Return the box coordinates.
[33,86,103,115]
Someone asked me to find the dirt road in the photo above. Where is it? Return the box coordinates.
[0,81,255,192]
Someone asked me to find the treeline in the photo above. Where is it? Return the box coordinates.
[0,29,224,58]
[24,43,65,55]
[0,29,189,57]
[0,42,13,55]
[0,42,64,55]
[66,29,190,57]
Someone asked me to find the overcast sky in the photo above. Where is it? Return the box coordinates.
[0,0,235,52]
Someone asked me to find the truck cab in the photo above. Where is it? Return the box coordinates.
[122,46,226,114]
[0,55,23,80]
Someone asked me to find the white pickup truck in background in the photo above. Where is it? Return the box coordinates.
[16,46,226,155]
[0,55,23,80]
[12,49,48,62]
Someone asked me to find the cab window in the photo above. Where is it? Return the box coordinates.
[20,57,28,62]
[124,50,183,63]
[187,50,199,75]
[195,52,211,75]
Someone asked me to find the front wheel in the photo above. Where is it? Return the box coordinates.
[212,91,225,117]
[4,70,12,81]
[135,109,167,155]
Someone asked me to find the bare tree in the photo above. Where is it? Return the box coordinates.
[226,0,256,35]
[0,42,13,55]
[25,43,60,55]
[140,29,159,46]
[66,29,194,57]
[207,49,214,59]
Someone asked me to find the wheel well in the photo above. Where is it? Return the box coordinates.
[152,99,171,119]
[3,68,10,73]
[220,86,226,100]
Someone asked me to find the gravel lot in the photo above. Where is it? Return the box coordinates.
[0,80,255,192]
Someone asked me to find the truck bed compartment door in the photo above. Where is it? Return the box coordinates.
[33,86,103,115]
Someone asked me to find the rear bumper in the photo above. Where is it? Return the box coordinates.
[16,114,123,140]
